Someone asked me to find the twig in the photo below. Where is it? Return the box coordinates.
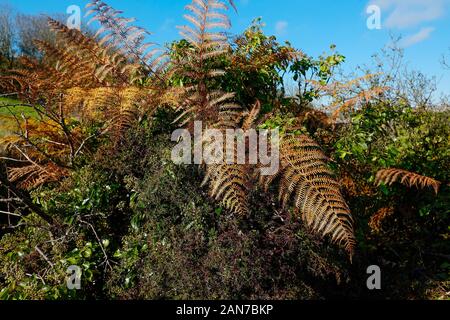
[34,245,54,268]
[0,92,18,97]
[0,157,30,163]
[74,133,99,158]
[7,189,11,226]
[40,138,68,147]
[0,103,34,109]
[0,173,56,225]
[0,198,21,202]
[13,145,50,175]
[25,273,46,286]
[0,210,21,217]
[80,219,113,271]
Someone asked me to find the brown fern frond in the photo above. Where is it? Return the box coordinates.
[179,0,231,58]
[47,18,131,85]
[242,100,261,130]
[309,74,387,121]
[330,86,387,120]
[174,89,243,128]
[1,3,166,193]
[201,135,251,215]
[34,40,102,88]
[85,0,168,82]
[0,75,23,94]
[7,163,69,191]
[174,0,241,127]
[259,134,356,257]
[2,56,67,102]
[375,168,441,194]
[369,207,395,233]
[202,163,251,216]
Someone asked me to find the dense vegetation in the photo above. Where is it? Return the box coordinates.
[0,0,448,300]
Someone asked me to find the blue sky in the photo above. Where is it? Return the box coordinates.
[2,0,450,95]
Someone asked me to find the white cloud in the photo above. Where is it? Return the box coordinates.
[368,0,449,29]
[275,20,288,35]
[398,26,435,47]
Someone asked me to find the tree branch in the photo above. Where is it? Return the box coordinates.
[0,171,56,225]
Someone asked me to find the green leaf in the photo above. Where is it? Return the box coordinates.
[82,248,92,258]
[102,239,110,248]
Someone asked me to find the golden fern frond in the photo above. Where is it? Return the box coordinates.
[63,87,147,138]
[5,118,85,160]
[109,87,146,140]
[259,134,355,257]
[68,87,119,121]
[375,168,441,194]
[1,115,87,189]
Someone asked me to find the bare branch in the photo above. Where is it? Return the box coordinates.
[0,210,21,217]
[35,245,54,268]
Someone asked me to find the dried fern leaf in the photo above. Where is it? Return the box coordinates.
[242,100,261,130]
[375,168,441,194]
[8,163,68,190]
[369,207,395,233]
[259,134,356,257]
[85,0,168,81]
[202,135,251,215]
